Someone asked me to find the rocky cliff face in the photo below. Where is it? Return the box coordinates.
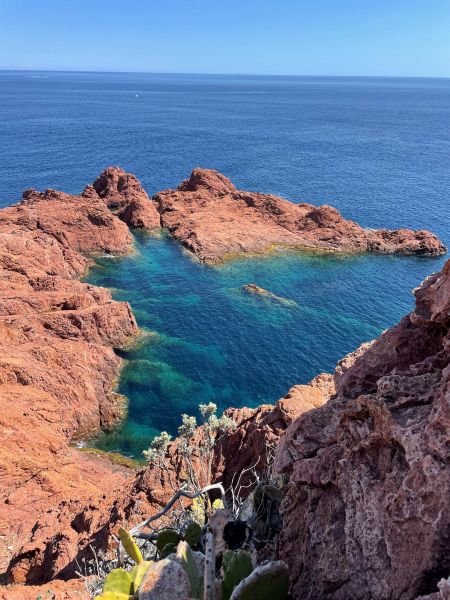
[275,260,450,599]
[154,168,446,263]
[0,169,157,584]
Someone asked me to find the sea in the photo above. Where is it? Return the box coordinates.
[0,71,449,457]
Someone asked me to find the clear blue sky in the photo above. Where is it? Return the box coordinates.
[0,0,449,76]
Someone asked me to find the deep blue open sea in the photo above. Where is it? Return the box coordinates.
[0,71,449,457]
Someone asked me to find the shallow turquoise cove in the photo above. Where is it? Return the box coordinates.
[86,232,444,457]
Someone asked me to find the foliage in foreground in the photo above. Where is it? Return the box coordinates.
[90,404,288,599]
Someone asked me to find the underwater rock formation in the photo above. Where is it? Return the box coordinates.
[242,283,297,306]
[153,168,446,263]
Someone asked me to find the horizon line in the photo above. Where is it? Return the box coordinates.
[0,67,449,80]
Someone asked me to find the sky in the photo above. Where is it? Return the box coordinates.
[0,0,449,77]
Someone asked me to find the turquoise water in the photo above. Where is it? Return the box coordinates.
[0,71,448,457]
[87,232,444,456]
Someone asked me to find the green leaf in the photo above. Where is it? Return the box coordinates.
[212,498,224,512]
[156,529,181,553]
[177,540,200,597]
[118,527,143,564]
[184,521,202,548]
[190,496,207,526]
[230,561,289,600]
[160,542,177,558]
[222,550,235,573]
[103,568,133,595]
[130,560,152,593]
[222,551,253,600]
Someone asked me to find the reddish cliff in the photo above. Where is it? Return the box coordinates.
[0,173,146,584]
[275,260,450,599]
[153,168,446,263]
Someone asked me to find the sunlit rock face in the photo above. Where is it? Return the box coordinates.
[90,166,161,230]
[154,168,446,263]
[0,167,448,598]
[0,171,140,583]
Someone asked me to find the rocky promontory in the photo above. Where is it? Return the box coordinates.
[275,260,450,599]
[154,168,446,263]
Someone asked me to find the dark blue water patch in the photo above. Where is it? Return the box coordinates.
[86,232,445,457]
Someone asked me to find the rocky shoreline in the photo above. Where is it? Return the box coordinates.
[0,168,448,599]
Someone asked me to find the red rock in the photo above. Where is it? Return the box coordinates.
[133,373,334,509]
[0,579,88,599]
[91,166,161,230]
[0,173,140,584]
[153,168,446,263]
[275,259,450,600]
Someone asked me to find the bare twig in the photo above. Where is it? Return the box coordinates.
[129,483,227,537]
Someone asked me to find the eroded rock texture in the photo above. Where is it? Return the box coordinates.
[0,168,447,598]
[131,373,334,513]
[275,260,450,600]
[0,173,146,584]
[90,166,161,230]
[154,168,446,263]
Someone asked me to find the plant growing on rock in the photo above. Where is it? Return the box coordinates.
[92,407,287,599]
[142,430,172,465]
[94,528,152,599]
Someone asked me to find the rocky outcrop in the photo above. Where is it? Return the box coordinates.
[90,166,161,230]
[275,259,450,600]
[153,168,446,263]
[0,172,146,584]
[132,374,334,513]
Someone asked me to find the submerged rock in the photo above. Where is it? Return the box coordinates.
[0,167,448,600]
[242,283,297,306]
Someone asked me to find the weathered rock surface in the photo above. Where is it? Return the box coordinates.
[91,166,161,230]
[0,173,143,585]
[0,579,88,599]
[138,558,191,599]
[275,259,450,600]
[242,283,297,306]
[154,168,446,263]
[133,373,334,510]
